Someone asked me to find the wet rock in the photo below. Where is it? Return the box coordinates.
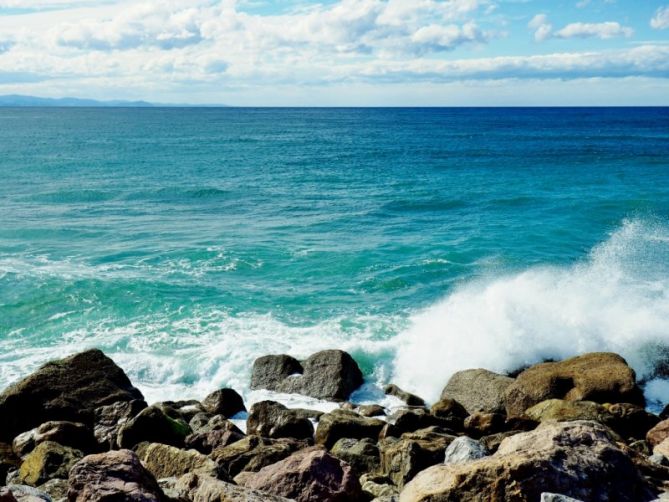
[251,350,364,401]
[379,428,455,489]
[358,405,386,418]
[463,412,506,438]
[0,350,144,442]
[503,352,644,417]
[524,399,616,426]
[242,447,363,502]
[201,388,245,418]
[18,442,82,486]
[211,435,305,477]
[246,400,314,440]
[135,442,223,480]
[251,354,303,391]
[12,422,97,458]
[315,409,385,449]
[383,385,425,407]
[330,438,380,476]
[67,449,164,502]
[429,398,468,430]
[443,436,489,465]
[188,412,213,433]
[117,405,191,449]
[401,420,654,502]
[173,472,292,501]
[441,369,514,415]
[648,419,669,448]
[93,399,147,449]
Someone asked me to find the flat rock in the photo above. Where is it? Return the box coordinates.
[441,369,513,415]
[503,352,644,417]
[400,420,655,502]
[67,449,164,502]
[243,447,363,502]
[0,350,144,441]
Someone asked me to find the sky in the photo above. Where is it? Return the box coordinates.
[0,0,668,105]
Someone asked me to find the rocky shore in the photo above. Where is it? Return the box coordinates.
[0,348,669,501]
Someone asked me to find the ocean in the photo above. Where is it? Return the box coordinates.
[1,107,668,409]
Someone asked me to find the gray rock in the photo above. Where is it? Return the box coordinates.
[540,494,584,502]
[246,400,314,440]
[173,472,292,501]
[3,485,51,502]
[441,369,514,415]
[330,437,380,476]
[201,388,246,418]
[251,350,363,401]
[443,436,489,465]
[117,405,191,449]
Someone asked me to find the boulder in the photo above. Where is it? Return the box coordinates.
[443,436,489,465]
[251,350,363,401]
[503,352,644,417]
[211,435,305,477]
[429,398,468,430]
[330,438,380,475]
[463,412,506,438]
[185,418,245,454]
[173,472,292,501]
[188,412,213,432]
[243,447,363,502]
[441,369,513,415]
[18,442,82,486]
[246,401,314,440]
[358,405,386,418]
[524,399,615,426]
[0,350,144,441]
[67,449,164,502]
[251,354,303,391]
[201,388,246,418]
[117,405,190,449]
[12,422,97,458]
[383,385,425,407]
[135,442,222,480]
[360,474,399,500]
[400,420,655,502]
[379,428,455,489]
[315,409,385,449]
[391,409,451,435]
[648,419,669,448]
[93,399,147,449]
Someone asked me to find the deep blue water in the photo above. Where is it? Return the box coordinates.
[1,107,668,404]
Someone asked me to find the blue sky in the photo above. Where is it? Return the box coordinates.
[0,0,668,105]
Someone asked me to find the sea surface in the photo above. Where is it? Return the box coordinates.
[1,107,669,408]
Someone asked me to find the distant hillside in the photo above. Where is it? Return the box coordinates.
[0,95,156,107]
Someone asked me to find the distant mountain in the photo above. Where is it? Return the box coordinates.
[0,95,156,107]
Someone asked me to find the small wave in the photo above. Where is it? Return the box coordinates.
[391,217,669,403]
[24,190,117,204]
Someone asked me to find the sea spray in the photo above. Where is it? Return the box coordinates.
[391,218,669,403]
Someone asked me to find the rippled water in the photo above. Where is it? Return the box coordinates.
[1,107,668,406]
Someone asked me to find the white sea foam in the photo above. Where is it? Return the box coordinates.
[391,218,669,404]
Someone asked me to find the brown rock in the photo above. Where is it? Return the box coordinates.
[315,409,385,449]
[463,412,506,438]
[135,442,223,480]
[246,400,314,440]
[503,352,644,417]
[173,472,293,501]
[400,420,654,502]
[211,435,306,477]
[18,441,82,486]
[243,447,363,502]
[441,369,514,415]
[67,449,164,501]
[647,419,669,448]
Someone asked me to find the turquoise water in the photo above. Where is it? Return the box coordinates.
[1,107,669,405]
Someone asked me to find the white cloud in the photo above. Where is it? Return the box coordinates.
[651,6,669,30]
[554,21,633,39]
[528,13,552,42]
